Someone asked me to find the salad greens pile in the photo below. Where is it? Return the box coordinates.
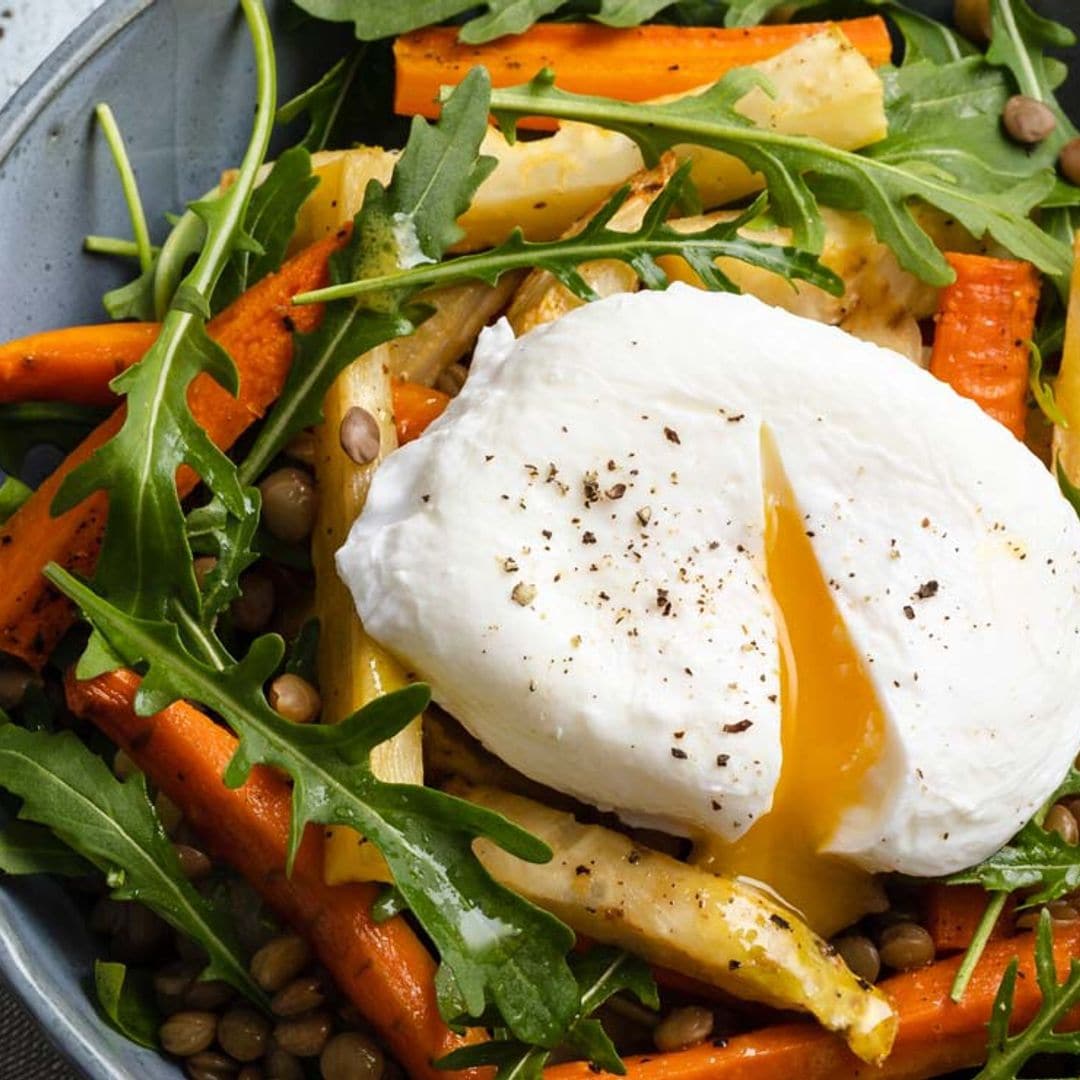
[0,0,1079,1074]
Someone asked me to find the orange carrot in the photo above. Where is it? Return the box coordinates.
[0,320,453,451]
[546,927,1080,1079]
[921,884,1014,955]
[394,18,893,123]
[0,232,348,670]
[394,381,451,444]
[929,253,1041,440]
[0,323,160,406]
[66,668,485,1080]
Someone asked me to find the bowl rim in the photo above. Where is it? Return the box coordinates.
[0,0,152,166]
[0,5,158,1073]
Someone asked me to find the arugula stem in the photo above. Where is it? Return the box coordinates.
[292,233,815,306]
[950,891,1009,1002]
[85,236,160,260]
[170,598,231,673]
[94,104,155,274]
[991,0,1041,100]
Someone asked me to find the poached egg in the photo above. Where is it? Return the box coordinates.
[338,287,1080,933]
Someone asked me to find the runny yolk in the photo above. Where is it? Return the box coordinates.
[696,427,887,937]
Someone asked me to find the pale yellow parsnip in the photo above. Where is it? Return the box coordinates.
[314,350,422,885]
[1053,233,1080,483]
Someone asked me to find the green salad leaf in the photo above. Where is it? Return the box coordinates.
[48,566,580,1047]
[52,0,278,663]
[294,0,728,44]
[869,57,1064,202]
[973,910,1080,1080]
[212,146,320,311]
[988,0,1076,110]
[277,51,364,154]
[294,167,842,305]
[488,67,1070,286]
[437,947,658,1078]
[0,476,31,525]
[0,724,264,1005]
[0,821,92,878]
[94,961,160,1050]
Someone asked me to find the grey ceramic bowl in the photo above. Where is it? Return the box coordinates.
[0,1,1077,1077]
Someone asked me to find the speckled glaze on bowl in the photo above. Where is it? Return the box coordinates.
[0,1,1076,1077]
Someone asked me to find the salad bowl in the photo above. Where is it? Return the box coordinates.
[0,1,1076,1078]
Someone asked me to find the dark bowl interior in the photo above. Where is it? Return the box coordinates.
[0,1,1076,1077]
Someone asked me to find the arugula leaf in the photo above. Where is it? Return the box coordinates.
[0,402,109,478]
[284,618,320,684]
[488,68,1071,286]
[592,0,678,27]
[0,724,263,1005]
[294,169,842,305]
[438,948,658,1078]
[212,147,319,311]
[234,67,495,484]
[295,0,716,44]
[0,475,31,525]
[277,52,364,154]
[974,910,1080,1079]
[988,0,1076,108]
[94,961,160,1050]
[53,0,278,660]
[986,0,1080,210]
[48,566,579,1046]
[0,821,92,878]
[869,57,1064,203]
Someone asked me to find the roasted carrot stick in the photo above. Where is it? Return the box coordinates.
[0,231,347,670]
[0,319,451,449]
[66,667,485,1080]
[394,381,451,444]
[929,253,1041,440]
[0,322,160,406]
[546,927,1080,1079]
[921,884,1013,955]
[394,18,893,122]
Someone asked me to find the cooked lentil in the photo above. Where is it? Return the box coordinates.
[259,468,318,544]
[878,922,935,971]
[271,975,326,1018]
[273,1011,334,1058]
[1045,803,1079,845]
[833,934,881,985]
[1002,95,1057,145]
[320,1031,385,1080]
[268,674,322,724]
[652,1005,714,1052]
[231,572,276,634]
[218,1007,273,1063]
[160,1011,219,1057]
[251,935,311,993]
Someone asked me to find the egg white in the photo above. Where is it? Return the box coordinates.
[339,286,1080,878]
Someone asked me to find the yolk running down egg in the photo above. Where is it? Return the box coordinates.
[696,427,887,933]
[338,286,1080,935]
